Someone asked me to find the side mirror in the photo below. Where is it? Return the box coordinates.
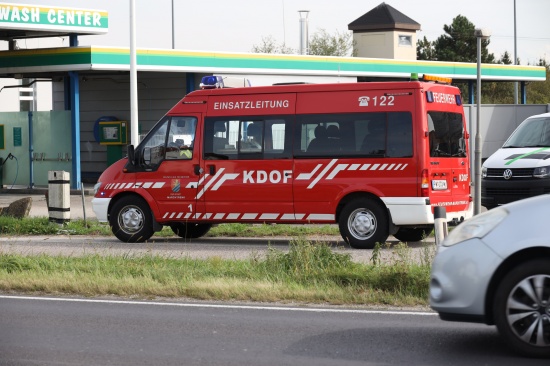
[127,144,136,166]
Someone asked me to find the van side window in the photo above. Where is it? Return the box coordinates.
[428,112,466,157]
[387,112,413,157]
[204,117,291,160]
[139,116,198,166]
[165,117,197,160]
[294,112,412,158]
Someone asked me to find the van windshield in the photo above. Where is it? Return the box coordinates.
[503,117,550,148]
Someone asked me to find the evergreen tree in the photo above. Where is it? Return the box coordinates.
[416,36,435,61]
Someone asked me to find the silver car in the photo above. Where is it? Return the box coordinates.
[430,194,550,358]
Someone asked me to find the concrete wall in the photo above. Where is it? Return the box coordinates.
[464,104,550,159]
[353,30,417,60]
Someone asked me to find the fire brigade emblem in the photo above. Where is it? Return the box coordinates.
[171,179,181,193]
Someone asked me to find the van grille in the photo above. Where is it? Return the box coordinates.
[484,187,531,196]
[485,168,534,179]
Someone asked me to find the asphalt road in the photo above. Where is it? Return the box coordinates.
[0,295,545,366]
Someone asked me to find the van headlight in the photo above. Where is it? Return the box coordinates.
[533,166,550,178]
[482,166,487,178]
[442,207,508,247]
[93,182,102,195]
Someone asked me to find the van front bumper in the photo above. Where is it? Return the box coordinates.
[92,197,111,222]
[481,178,550,208]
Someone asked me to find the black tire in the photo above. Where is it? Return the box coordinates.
[338,198,388,249]
[109,196,154,243]
[170,223,212,239]
[393,227,432,242]
[493,259,550,358]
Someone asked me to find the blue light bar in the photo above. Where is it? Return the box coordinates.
[200,76,224,89]
[426,91,434,103]
[455,95,462,106]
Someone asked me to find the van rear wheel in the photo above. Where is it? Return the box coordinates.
[170,223,212,239]
[109,196,154,243]
[339,198,388,249]
[393,228,432,242]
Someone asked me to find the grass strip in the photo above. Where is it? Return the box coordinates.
[0,240,433,307]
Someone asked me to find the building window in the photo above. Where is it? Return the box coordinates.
[398,35,412,47]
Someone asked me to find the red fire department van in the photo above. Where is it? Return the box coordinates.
[92,75,472,249]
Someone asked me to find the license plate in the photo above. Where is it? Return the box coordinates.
[432,179,448,190]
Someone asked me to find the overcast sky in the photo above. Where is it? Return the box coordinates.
[9,0,550,65]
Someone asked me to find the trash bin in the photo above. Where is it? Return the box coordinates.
[48,170,70,223]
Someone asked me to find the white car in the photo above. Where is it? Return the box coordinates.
[430,194,550,358]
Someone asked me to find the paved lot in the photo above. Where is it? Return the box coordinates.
[0,189,95,220]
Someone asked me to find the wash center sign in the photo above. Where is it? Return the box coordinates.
[0,2,108,34]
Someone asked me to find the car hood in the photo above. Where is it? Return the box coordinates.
[483,147,550,169]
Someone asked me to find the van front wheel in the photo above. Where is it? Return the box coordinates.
[109,196,154,243]
[170,223,212,239]
[339,198,388,249]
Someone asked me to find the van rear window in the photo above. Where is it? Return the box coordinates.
[428,112,466,157]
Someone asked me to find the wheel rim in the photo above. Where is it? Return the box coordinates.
[506,274,550,347]
[347,208,377,240]
[118,205,145,234]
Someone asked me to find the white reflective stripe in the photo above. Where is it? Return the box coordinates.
[134,182,142,188]
[280,214,295,220]
[400,164,408,170]
[169,212,176,218]
[242,213,258,220]
[348,164,361,170]
[259,213,279,220]
[196,169,225,199]
[152,182,165,189]
[114,183,121,189]
[326,163,348,179]
[184,213,192,219]
[379,164,388,170]
[370,164,380,170]
[163,212,169,219]
[143,182,153,189]
[203,213,212,219]
[214,213,225,219]
[176,213,183,219]
[306,214,334,221]
[295,214,305,220]
[387,164,396,170]
[227,213,240,220]
[360,164,371,170]
[211,173,239,191]
[296,164,322,180]
[307,159,338,189]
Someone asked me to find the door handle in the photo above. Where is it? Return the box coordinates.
[193,165,203,175]
[209,165,216,175]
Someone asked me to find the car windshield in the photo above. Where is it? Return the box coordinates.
[503,117,550,148]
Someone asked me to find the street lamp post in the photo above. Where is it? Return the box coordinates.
[474,28,491,215]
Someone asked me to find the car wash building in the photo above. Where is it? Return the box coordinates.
[0,2,546,189]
